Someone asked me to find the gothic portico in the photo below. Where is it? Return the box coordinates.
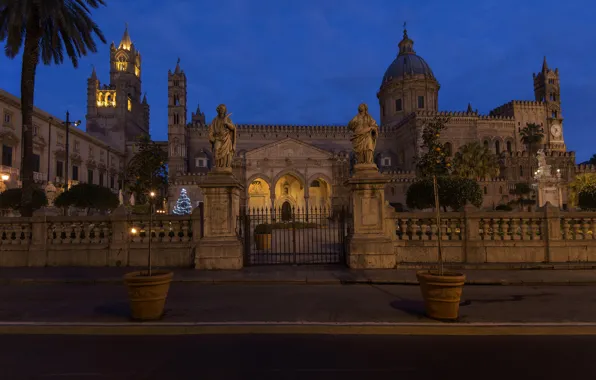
[244,138,335,211]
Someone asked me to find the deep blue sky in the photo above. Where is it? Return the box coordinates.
[1,0,594,162]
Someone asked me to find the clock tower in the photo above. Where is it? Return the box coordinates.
[533,56,565,151]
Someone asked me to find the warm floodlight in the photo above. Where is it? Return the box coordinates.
[1,174,9,181]
[130,227,138,235]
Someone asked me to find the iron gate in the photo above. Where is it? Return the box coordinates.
[237,206,348,265]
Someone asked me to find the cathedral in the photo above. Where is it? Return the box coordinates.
[167,27,593,212]
[81,26,593,213]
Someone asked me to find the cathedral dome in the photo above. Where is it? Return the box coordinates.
[381,29,435,85]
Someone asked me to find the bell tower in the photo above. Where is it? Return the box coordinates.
[168,58,188,178]
[85,25,149,151]
[533,56,565,151]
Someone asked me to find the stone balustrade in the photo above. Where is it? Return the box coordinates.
[389,205,596,265]
[0,210,198,267]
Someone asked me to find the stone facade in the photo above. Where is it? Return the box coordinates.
[0,89,125,192]
[167,27,594,212]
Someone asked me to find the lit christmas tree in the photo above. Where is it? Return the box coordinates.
[172,188,192,215]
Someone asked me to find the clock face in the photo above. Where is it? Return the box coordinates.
[550,124,562,138]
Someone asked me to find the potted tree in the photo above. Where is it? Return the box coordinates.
[414,117,466,320]
[254,223,272,250]
[124,190,173,320]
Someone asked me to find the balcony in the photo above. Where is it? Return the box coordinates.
[0,166,19,177]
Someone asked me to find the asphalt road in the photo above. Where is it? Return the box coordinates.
[0,334,593,379]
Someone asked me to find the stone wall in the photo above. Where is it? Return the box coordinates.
[0,211,196,267]
[389,205,596,265]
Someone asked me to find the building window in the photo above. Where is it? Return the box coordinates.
[32,154,40,172]
[483,140,489,150]
[506,141,512,152]
[395,98,402,111]
[72,165,79,181]
[110,176,115,189]
[127,97,132,112]
[33,124,39,136]
[381,105,385,117]
[1,145,12,167]
[56,161,64,178]
[499,186,503,195]
[519,165,524,177]
[383,158,391,167]
[417,96,425,109]
[195,158,206,168]
[495,141,500,155]
[3,112,10,123]
[87,169,94,184]
[483,186,488,195]
[552,111,557,118]
[310,180,320,188]
[99,173,104,187]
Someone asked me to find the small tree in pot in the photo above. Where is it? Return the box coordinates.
[414,116,466,320]
[124,189,173,320]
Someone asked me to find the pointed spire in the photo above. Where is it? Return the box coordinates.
[398,21,415,55]
[467,103,473,113]
[90,65,97,80]
[142,93,147,104]
[541,56,549,72]
[175,57,181,74]
[119,23,132,50]
[195,103,202,115]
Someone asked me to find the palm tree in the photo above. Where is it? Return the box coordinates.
[452,142,500,180]
[0,0,106,216]
[520,123,544,154]
[587,154,596,165]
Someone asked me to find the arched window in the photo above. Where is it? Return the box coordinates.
[484,186,488,195]
[520,165,524,177]
[390,187,395,196]
[506,141,512,152]
[444,142,452,156]
[495,141,500,155]
[499,186,503,194]
[310,180,320,188]
[484,140,489,149]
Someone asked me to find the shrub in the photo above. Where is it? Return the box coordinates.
[578,185,596,211]
[54,183,119,213]
[495,204,513,211]
[0,187,47,212]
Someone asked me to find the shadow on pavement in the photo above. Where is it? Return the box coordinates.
[94,302,130,319]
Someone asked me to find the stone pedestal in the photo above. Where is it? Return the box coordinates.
[345,164,395,269]
[196,168,244,269]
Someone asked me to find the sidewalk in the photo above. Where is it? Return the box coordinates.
[1,265,596,285]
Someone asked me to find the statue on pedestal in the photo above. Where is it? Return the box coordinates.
[118,189,124,205]
[44,182,57,206]
[208,104,236,169]
[348,103,378,165]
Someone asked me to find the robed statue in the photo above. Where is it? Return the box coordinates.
[208,104,237,169]
[348,103,378,164]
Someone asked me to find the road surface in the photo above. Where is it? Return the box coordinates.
[0,334,593,379]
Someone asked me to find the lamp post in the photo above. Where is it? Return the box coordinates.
[63,111,81,189]
[47,117,52,182]
[148,190,156,276]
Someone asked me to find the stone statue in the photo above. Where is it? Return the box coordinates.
[536,149,547,169]
[348,103,378,164]
[44,182,57,207]
[129,192,135,206]
[118,189,124,205]
[208,104,236,169]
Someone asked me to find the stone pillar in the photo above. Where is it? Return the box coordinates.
[539,202,562,262]
[196,168,244,269]
[345,163,395,269]
[108,205,130,267]
[463,205,484,263]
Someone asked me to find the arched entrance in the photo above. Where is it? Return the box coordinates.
[281,201,292,221]
[247,178,271,210]
[274,173,305,210]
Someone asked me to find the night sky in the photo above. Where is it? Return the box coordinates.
[1,0,594,162]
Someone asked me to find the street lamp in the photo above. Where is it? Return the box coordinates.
[1,174,9,182]
[64,111,81,189]
[148,190,156,276]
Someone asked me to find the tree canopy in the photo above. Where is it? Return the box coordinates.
[415,116,452,177]
[406,177,483,211]
[0,187,47,212]
[126,134,168,205]
[568,174,596,208]
[452,141,501,180]
[0,0,106,216]
[520,123,544,154]
[578,185,596,211]
[54,183,119,213]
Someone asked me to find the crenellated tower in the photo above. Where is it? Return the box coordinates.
[533,56,565,151]
[168,58,188,179]
[85,25,150,152]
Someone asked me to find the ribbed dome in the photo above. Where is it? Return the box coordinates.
[381,29,435,85]
[382,54,435,83]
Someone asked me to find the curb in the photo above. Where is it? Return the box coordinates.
[1,322,596,336]
[2,278,596,286]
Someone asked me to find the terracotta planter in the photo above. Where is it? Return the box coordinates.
[416,270,465,320]
[123,270,173,321]
[255,233,272,250]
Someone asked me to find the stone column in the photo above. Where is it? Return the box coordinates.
[345,163,395,269]
[196,168,245,269]
[539,202,562,262]
[108,205,130,267]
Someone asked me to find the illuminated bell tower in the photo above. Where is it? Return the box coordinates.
[85,25,150,152]
[167,59,188,177]
[533,56,565,151]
